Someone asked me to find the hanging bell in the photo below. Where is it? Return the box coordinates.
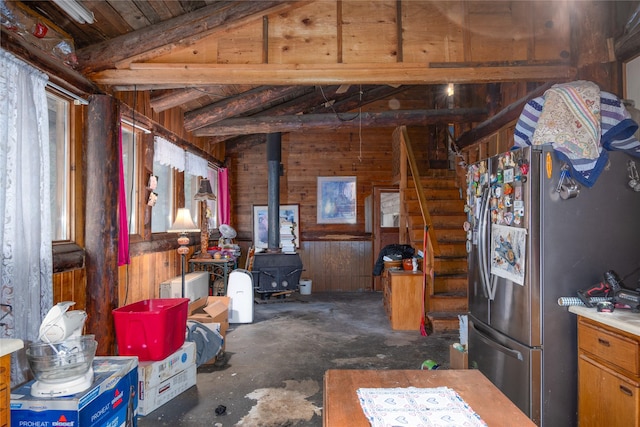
[194,178,216,201]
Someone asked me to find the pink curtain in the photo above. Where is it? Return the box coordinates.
[218,167,230,225]
[118,127,130,265]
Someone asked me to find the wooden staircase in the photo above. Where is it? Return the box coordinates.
[405,172,468,334]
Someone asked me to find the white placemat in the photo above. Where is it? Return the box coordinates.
[357,386,487,427]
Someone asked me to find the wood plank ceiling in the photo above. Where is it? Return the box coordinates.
[4,0,636,150]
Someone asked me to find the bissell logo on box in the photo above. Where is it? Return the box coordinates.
[111,388,124,409]
[51,415,75,426]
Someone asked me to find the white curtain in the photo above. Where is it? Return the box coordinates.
[185,150,208,178]
[0,49,53,386]
[154,135,185,171]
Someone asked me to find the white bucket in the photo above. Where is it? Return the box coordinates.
[299,279,312,295]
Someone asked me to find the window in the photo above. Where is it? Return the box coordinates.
[151,162,175,233]
[185,172,200,226]
[151,136,215,234]
[625,55,640,105]
[186,167,219,230]
[205,168,218,230]
[120,124,140,235]
[380,191,400,227]
[47,91,70,241]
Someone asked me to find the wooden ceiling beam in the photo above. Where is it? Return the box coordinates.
[75,1,301,74]
[91,64,576,88]
[184,85,314,131]
[250,85,344,117]
[150,85,258,112]
[150,88,210,112]
[193,108,488,136]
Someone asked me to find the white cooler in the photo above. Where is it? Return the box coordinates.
[226,269,254,323]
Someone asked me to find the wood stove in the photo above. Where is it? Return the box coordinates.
[251,132,304,298]
[251,252,303,296]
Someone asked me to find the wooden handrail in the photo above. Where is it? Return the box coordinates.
[394,126,441,257]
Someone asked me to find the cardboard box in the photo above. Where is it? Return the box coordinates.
[11,356,138,427]
[449,344,468,369]
[137,362,197,416]
[138,341,196,390]
[188,296,230,322]
[188,296,230,340]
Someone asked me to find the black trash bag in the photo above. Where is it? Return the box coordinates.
[372,244,415,276]
[186,320,224,367]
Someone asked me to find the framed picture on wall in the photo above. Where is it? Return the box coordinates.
[317,176,357,224]
[253,204,300,249]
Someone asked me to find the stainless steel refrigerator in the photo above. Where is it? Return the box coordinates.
[465,145,640,426]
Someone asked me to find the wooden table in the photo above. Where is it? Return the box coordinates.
[323,369,535,427]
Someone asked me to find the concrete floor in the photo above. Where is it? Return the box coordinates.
[137,292,459,427]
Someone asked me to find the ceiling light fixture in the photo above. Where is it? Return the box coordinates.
[51,0,95,24]
[447,83,455,97]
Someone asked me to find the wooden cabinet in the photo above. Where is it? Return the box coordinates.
[577,316,640,427]
[382,270,423,330]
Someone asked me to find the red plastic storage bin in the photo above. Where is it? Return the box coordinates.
[112,298,189,361]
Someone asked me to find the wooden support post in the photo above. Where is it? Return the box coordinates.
[85,94,120,356]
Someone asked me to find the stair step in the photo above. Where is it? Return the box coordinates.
[409,228,466,244]
[406,188,461,200]
[407,199,464,215]
[430,214,466,229]
[427,311,466,334]
[429,293,468,312]
[407,243,467,259]
[436,243,467,258]
[434,275,468,293]
[415,170,458,179]
[434,258,468,275]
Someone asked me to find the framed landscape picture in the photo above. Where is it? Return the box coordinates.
[253,204,300,249]
[317,176,357,224]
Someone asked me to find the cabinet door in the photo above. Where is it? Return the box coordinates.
[578,354,640,427]
[0,354,9,427]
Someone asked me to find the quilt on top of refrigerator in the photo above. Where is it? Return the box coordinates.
[513,80,640,187]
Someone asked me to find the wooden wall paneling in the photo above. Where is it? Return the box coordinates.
[532,1,571,60]
[402,1,464,63]
[341,0,397,63]
[218,21,261,64]
[52,269,87,310]
[116,248,186,306]
[269,1,337,64]
[93,0,575,72]
[465,1,529,62]
[231,128,395,242]
[155,31,222,64]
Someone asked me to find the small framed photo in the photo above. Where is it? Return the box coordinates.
[317,176,357,224]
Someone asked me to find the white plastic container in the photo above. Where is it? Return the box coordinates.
[299,279,312,295]
[226,269,254,323]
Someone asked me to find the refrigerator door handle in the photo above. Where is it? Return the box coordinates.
[478,188,492,299]
[473,323,524,361]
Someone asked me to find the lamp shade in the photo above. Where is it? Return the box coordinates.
[168,208,199,233]
[194,178,216,201]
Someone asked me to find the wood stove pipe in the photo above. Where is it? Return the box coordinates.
[267,133,281,252]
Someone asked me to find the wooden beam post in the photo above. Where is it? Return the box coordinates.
[85,94,120,356]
